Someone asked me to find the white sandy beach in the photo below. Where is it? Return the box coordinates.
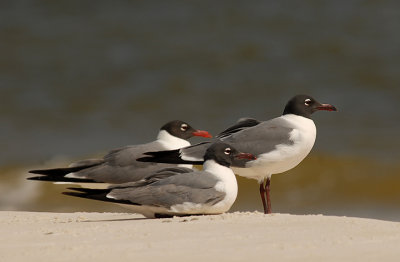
[1,211,400,262]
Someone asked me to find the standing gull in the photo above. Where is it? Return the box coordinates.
[63,142,256,218]
[28,120,212,185]
[138,95,337,214]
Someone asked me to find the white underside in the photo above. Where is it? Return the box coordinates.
[233,114,317,182]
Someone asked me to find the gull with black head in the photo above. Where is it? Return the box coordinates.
[28,120,212,186]
[63,142,256,218]
[139,95,337,214]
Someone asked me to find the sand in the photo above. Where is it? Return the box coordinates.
[1,211,400,262]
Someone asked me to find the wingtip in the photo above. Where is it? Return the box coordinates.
[28,170,43,174]
[136,156,153,162]
[66,187,110,194]
[62,191,84,197]
[26,176,42,181]
[66,187,83,191]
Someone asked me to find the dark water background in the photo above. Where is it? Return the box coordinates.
[1,1,399,220]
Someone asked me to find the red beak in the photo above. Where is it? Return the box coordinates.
[235,152,257,160]
[192,130,213,138]
[316,103,337,112]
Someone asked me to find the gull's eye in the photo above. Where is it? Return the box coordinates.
[305,99,312,106]
[180,124,188,131]
[224,148,232,155]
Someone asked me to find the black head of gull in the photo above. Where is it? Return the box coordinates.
[161,120,212,139]
[283,95,337,119]
[203,142,257,168]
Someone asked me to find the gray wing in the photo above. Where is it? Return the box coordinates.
[109,167,194,189]
[108,171,225,208]
[103,141,166,166]
[162,117,292,164]
[71,141,181,183]
[137,118,261,165]
[68,159,105,168]
[137,117,292,168]
[220,117,294,166]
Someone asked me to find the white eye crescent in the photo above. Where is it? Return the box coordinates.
[180,124,188,131]
[224,148,232,155]
[305,99,312,106]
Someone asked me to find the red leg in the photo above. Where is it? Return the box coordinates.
[265,177,272,214]
[259,182,267,214]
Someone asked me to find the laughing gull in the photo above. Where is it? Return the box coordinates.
[138,95,337,214]
[28,120,212,185]
[63,142,256,218]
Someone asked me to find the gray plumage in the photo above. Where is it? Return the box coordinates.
[108,170,225,208]
[64,142,255,217]
[219,118,294,157]
[144,117,294,168]
[69,142,182,183]
[28,120,212,184]
[137,95,337,215]
[109,167,194,188]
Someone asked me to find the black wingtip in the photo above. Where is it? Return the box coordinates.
[28,168,73,176]
[66,187,109,194]
[66,187,85,191]
[27,176,45,181]
[136,150,166,162]
[28,170,44,175]
[26,175,99,183]
[63,188,133,205]
[137,149,203,165]
[62,191,84,197]
[62,188,110,201]
[136,156,157,162]
[217,118,261,138]
[28,162,100,176]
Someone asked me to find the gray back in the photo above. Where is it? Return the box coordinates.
[108,171,225,208]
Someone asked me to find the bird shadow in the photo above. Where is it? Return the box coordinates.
[82,217,148,223]
[81,214,204,223]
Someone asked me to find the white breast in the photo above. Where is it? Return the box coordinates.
[168,160,238,215]
[156,130,191,150]
[204,160,238,213]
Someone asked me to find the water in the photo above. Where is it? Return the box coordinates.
[1,0,399,220]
